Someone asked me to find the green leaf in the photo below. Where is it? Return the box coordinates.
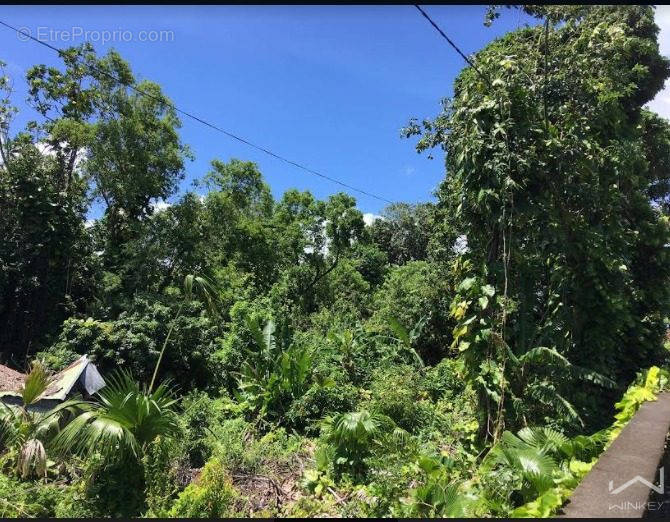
[458,277,477,292]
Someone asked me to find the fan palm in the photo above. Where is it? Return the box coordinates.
[411,481,477,517]
[322,410,395,475]
[404,454,482,517]
[480,427,569,502]
[52,369,180,463]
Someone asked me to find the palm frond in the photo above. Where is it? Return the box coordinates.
[481,427,558,499]
[51,370,179,463]
[18,438,46,479]
[0,403,19,451]
[51,410,140,461]
[529,385,584,427]
[20,360,51,406]
[518,346,570,367]
[517,427,569,453]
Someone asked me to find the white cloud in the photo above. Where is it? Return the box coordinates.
[647,6,670,119]
[363,212,381,226]
[151,199,171,212]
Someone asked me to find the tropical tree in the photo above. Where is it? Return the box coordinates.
[405,4,670,437]
[369,202,435,265]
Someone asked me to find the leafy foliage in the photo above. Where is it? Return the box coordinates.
[406,4,670,438]
[236,318,317,423]
[321,410,395,477]
[2,6,670,518]
[52,370,180,463]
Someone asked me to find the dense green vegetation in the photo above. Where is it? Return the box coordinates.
[1,4,670,517]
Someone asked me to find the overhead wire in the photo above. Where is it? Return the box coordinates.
[0,19,393,205]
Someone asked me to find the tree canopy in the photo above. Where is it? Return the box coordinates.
[1,5,670,518]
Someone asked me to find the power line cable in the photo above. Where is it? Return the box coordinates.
[0,20,393,205]
[413,5,491,87]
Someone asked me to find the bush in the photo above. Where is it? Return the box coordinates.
[168,457,243,518]
[0,473,67,517]
[311,323,411,388]
[286,381,360,435]
[367,365,432,432]
[34,343,81,371]
[422,358,466,401]
[210,420,306,477]
[44,297,222,392]
[53,481,100,518]
[143,436,184,516]
[179,391,237,468]
[370,261,454,364]
[214,298,273,393]
[77,458,148,517]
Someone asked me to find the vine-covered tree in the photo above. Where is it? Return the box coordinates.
[404,4,670,437]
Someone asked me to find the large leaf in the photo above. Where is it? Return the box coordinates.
[387,316,410,346]
[52,370,179,462]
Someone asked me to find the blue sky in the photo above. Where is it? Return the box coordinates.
[1,6,544,217]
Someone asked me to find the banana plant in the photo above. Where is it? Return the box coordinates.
[387,316,426,369]
[237,317,314,421]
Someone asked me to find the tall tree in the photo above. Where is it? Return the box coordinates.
[26,44,189,314]
[0,44,191,358]
[0,60,93,361]
[369,202,435,265]
[405,5,670,436]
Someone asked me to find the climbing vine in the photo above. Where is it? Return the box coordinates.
[405,5,670,437]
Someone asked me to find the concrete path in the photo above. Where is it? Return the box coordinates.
[558,393,670,518]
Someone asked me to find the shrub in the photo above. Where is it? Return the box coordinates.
[45,298,222,392]
[143,436,183,516]
[422,358,466,401]
[237,318,314,423]
[178,391,232,468]
[322,410,394,477]
[0,473,66,517]
[53,481,101,518]
[214,298,273,393]
[367,365,431,432]
[370,261,454,364]
[168,457,243,518]
[285,381,360,435]
[66,458,147,518]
